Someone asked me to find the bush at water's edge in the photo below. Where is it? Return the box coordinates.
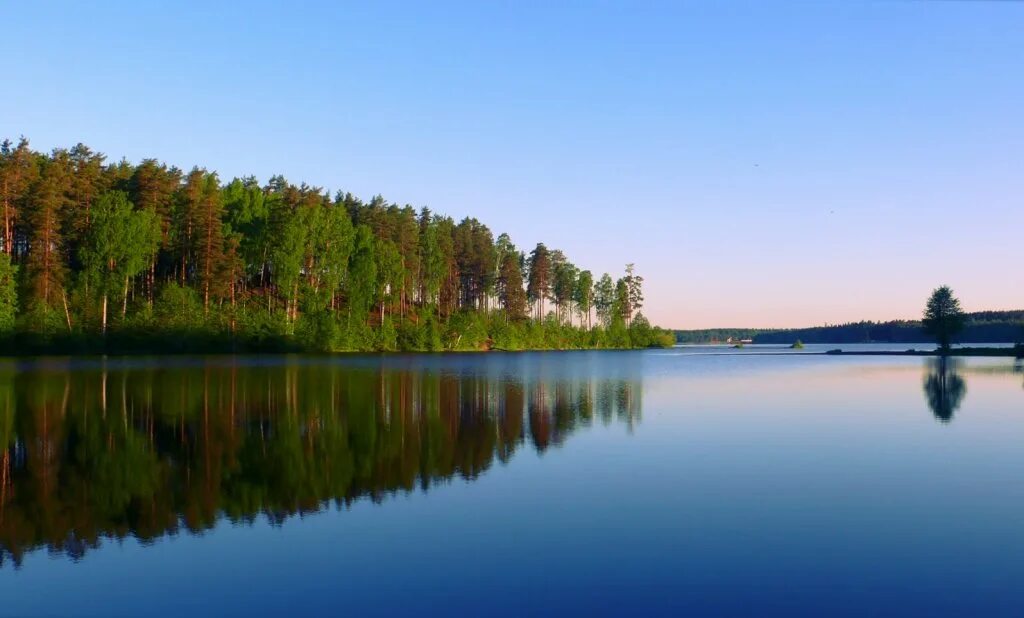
[0,309,674,355]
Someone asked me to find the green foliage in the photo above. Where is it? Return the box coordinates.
[422,312,443,351]
[377,317,398,351]
[0,253,17,332]
[80,191,160,329]
[607,314,630,348]
[17,304,66,337]
[347,225,378,319]
[594,273,615,327]
[527,244,551,319]
[0,138,669,354]
[574,270,594,327]
[296,311,338,352]
[445,311,489,350]
[154,282,204,330]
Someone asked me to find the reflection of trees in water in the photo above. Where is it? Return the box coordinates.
[0,361,641,567]
[924,358,967,423]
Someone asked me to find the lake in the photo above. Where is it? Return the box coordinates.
[1,350,1022,616]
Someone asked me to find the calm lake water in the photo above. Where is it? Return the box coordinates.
[1,350,1022,616]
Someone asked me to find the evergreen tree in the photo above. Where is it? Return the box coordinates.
[551,253,578,325]
[195,172,227,310]
[65,143,107,259]
[0,137,38,257]
[527,243,551,320]
[498,246,527,321]
[623,263,644,326]
[128,159,181,301]
[24,156,70,320]
[923,285,965,353]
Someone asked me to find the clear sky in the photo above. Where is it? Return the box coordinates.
[2,1,1021,328]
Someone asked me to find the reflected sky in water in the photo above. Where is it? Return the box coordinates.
[0,351,1022,616]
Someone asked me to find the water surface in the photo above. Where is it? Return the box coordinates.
[1,351,1022,616]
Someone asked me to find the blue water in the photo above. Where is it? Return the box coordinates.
[1,351,1022,616]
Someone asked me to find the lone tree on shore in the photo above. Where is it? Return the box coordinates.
[923,285,965,353]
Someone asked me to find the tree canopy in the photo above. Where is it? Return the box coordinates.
[0,138,673,353]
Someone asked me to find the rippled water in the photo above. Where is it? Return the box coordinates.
[0,351,1021,615]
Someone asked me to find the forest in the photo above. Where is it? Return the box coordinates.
[0,138,673,353]
[677,311,1024,345]
[674,328,768,344]
[752,311,1024,344]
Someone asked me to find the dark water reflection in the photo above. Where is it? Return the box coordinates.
[924,357,967,423]
[0,356,640,568]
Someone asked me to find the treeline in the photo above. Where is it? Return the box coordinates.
[753,311,1024,344]
[0,138,673,353]
[0,361,642,566]
[674,328,768,344]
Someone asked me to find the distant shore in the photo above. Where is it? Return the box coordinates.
[824,346,1023,358]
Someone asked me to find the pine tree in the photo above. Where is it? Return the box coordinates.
[551,252,578,325]
[194,172,227,310]
[65,143,107,258]
[623,263,644,326]
[129,159,181,299]
[527,243,551,320]
[0,137,38,258]
[923,285,965,353]
[24,156,70,318]
[498,249,527,321]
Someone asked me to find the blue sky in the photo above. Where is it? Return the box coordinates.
[3,1,1022,328]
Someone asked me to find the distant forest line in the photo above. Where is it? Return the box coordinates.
[0,138,673,354]
[676,310,1024,345]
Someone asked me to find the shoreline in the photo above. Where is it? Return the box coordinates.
[824,346,1023,358]
[0,345,667,360]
